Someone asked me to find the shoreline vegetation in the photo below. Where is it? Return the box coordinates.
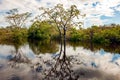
[0,4,120,80]
[0,5,120,55]
[0,22,120,54]
[0,23,120,45]
[0,5,120,54]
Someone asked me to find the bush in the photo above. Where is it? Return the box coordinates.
[68,28,89,42]
[28,21,57,40]
[11,28,28,43]
[93,33,110,44]
[0,27,28,47]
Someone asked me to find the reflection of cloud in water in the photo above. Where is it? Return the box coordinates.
[0,45,120,79]
[73,67,119,80]
[0,45,15,54]
[20,44,36,59]
[66,46,120,77]
[0,63,38,80]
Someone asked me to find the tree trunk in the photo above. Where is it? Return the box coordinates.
[59,32,62,56]
[56,25,63,59]
[63,27,66,60]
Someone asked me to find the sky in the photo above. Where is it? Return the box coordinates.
[0,0,120,28]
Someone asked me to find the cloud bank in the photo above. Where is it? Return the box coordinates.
[0,0,120,27]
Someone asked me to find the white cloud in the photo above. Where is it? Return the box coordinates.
[115,5,120,11]
[84,17,103,27]
[0,0,120,27]
[116,7,120,11]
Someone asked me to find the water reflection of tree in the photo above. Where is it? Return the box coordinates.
[11,49,29,62]
[0,39,27,53]
[29,40,59,54]
[44,53,76,80]
[69,42,120,53]
[8,49,30,69]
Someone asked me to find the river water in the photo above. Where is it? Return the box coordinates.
[0,41,120,80]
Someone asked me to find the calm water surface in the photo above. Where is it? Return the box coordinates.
[0,41,120,80]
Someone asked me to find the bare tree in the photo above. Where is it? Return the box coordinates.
[5,8,31,28]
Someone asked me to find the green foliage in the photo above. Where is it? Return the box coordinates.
[93,33,110,44]
[11,27,28,43]
[92,26,120,44]
[0,27,28,44]
[103,29,120,43]
[68,28,88,42]
[28,20,57,40]
[69,28,83,41]
[0,22,120,45]
[68,24,120,44]
[91,25,98,28]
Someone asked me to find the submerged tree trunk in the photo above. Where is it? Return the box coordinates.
[56,25,63,59]
[59,32,63,57]
[63,27,66,60]
[58,26,67,60]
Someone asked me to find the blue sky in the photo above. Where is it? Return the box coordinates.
[0,0,120,28]
[101,11,120,24]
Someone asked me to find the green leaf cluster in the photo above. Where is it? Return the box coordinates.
[28,20,57,40]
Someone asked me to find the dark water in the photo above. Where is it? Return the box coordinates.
[0,40,120,80]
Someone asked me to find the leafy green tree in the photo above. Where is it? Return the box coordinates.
[28,20,56,40]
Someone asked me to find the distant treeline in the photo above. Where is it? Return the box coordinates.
[69,24,120,44]
[0,27,28,44]
[0,21,120,45]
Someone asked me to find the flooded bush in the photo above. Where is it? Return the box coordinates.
[28,20,57,40]
[68,25,120,44]
[11,28,28,43]
[0,27,28,43]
